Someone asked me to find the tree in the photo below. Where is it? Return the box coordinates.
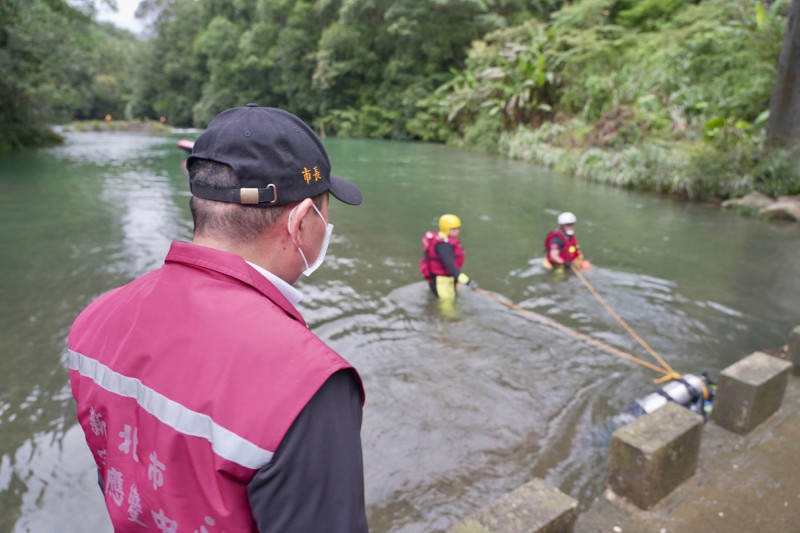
[0,0,96,149]
[312,0,517,138]
[128,0,206,125]
[766,0,800,150]
[0,0,140,149]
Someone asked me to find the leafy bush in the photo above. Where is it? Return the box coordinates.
[416,0,798,204]
[317,108,360,138]
[412,21,562,142]
[615,0,697,30]
[572,142,691,193]
[550,0,613,30]
[685,142,800,200]
[499,123,571,169]
[406,97,461,142]
[317,105,402,138]
[455,114,504,153]
[751,149,800,197]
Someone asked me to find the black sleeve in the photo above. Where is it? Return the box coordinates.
[434,241,461,277]
[247,369,368,533]
[549,234,566,250]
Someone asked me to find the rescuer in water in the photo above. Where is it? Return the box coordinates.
[420,214,478,304]
[543,211,589,272]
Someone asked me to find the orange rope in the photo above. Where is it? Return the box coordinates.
[570,263,678,377]
[474,287,673,377]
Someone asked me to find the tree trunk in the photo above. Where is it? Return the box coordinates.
[767,0,800,149]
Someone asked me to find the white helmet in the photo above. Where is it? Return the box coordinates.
[557,212,577,225]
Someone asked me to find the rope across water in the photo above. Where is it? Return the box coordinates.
[474,262,692,385]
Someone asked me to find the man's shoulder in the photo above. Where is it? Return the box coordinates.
[546,231,565,245]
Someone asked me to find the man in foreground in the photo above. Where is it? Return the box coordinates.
[68,104,368,532]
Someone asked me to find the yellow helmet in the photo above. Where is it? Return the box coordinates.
[439,214,462,234]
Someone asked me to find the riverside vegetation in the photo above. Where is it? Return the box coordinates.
[3,0,799,204]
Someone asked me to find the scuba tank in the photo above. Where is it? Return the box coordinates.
[628,373,716,421]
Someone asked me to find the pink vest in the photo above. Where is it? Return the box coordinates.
[69,242,363,532]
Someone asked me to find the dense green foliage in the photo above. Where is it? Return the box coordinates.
[2,0,798,201]
[124,0,562,134]
[0,0,140,150]
[432,0,800,200]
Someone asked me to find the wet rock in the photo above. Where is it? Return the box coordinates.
[721,191,774,212]
[722,192,800,223]
[759,195,800,222]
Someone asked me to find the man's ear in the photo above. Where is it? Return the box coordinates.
[286,198,314,246]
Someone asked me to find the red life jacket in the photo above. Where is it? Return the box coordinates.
[419,231,464,279]
[544,230,581,264]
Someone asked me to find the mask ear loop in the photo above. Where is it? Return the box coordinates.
[302,203,333,276]
[287,205,311,271]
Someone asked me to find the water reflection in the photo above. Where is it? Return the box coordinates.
[6,422,111,532]
[105,169,184,275]
[1,133,799,532]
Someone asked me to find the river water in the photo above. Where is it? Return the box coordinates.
[0,131,798,532]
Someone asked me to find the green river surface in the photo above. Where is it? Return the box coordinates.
[1,131,798,532]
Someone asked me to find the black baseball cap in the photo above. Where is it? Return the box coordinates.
[187,104,362,207]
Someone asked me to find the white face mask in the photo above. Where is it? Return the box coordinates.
[288,203,334,277]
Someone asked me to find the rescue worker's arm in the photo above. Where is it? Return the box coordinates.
[435,242,477,289]
[434,241,461,277]
[548,246,564,265]
[548,235,567,265]
[247,370,367,533]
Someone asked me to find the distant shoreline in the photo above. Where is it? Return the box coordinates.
[66,119,173,134]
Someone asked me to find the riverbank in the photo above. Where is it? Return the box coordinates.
[67,119,172,134]
[497,124,800,223]
[575,371,800,532]
[65,118,800,223]
[447,338,799,533]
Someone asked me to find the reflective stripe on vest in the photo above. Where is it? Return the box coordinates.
[68,349,274,469]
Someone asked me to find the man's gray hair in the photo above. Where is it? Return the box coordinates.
[188,159,287,242]
[188,159,324,243]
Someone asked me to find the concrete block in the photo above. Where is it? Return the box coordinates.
[447,477,578,533]
[605,402,703,510]
[788,325,800,376]
[711,351,792,433]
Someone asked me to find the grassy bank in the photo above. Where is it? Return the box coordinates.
[500,121,800,202]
